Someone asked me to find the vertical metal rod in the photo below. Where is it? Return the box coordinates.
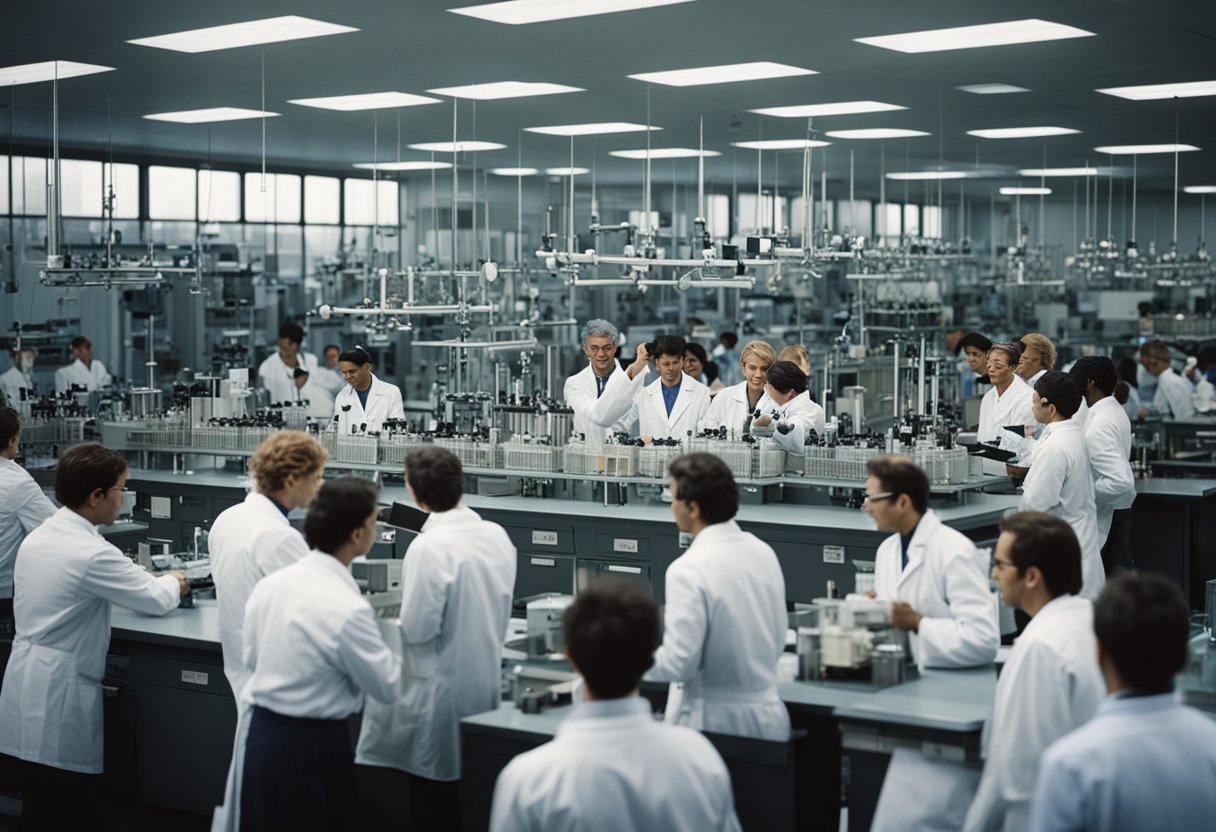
[917,334,926,415]
[697,117,705,223]
[568,136,575,253]
[892,340,901,421]
[47,67,60,260]
[451,100,459,276]
[1172,98,1181,245]
[1131,155,1138,241]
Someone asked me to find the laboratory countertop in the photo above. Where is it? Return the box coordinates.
[111,599,222,652]
[1133,478,1216,500]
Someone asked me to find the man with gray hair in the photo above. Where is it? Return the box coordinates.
[564,319,635,449]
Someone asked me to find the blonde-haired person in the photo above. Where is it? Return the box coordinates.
[209,430,328,832]
[700,340,777,436]
[1017,333,1056,387]
[778,344,811,377]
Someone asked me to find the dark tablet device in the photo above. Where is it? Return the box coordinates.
[1003,425,1028,437]
[386,502,429,533]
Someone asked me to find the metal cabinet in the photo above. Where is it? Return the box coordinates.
[514,552,576,598]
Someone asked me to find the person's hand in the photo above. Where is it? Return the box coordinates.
[1005,464,1030,478]
[165,570,191,597]
[627,343,650,379]
[641,435,654,445]
[1023,424,1035,438]
[1136,407,1150,420]
[890,601,922,632]
[864,590,877,600]
[753,413,772,428]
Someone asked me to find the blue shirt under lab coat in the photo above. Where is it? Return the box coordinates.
[1030,691,1216,832]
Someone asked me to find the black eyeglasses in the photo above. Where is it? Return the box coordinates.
[863,492,897,504]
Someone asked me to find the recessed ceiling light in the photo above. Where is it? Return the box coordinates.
[1018,167,1099,176]
[289,92,441,111]
[751,101,906,118]
[128,16,358,53]
[491,167,540,176]
[732,139,832,150]
[886,171,968,180]
[1001,187,1052,195]
[407,141,508,152]
[352,161,453,171]
[448,0,696,24]
[957,83,1030,94]
[0,60,115,86]
[426,81,584,100]
[1097,80,1216,101]
[824,128,930,139]
[143,107,279,124]
[545,167,590,175]
[1095,144,1200,155]
[609,148,721,159]
[526,122,659,136]
[855,19,1095,54]
[1184,186,1216,194]
[967,126,1079,139]
[628,62,817,87]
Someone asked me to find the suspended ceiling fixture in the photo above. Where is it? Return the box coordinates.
[732,139,831,150]
[545,167,589,175]
[526,122,659,136]
[127,16,358,52]
[751,100,905,118]
[143,107,279,124]
[0,60,114,85]
[426,81,584,99]
[1018,167,1099,176]
[1001,187,1052,195]
[854,19,1095,54]
[289,92,441,110]
[967,126,1080,139]
[491,167,540,176]
[447,0,696,25]
[628,61,817,86]
[1184,186,1216,194]
[407,140,507,152]
[824,128,930,139]
[353,161,453,171]
[1095,144,1200,154]
[886,171,968,180]
[956,83,1030,94]
[609,148,721,159]
[1097,80,1216,101]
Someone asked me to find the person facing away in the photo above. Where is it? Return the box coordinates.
[643,453,790,741]
[1030,572,1216,832]
[490,577,741,832]
[0,407,56,635]
[963,512,1104,832]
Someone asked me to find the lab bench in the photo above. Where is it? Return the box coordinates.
[1131,478,1216,609]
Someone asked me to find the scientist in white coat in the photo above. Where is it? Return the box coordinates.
[491,579,740,832]
[208,430,326,832]
[750,360,826,451]
[963,512,1104,832]
[1017,372,1105,601]
[333,345,405,434]
[562,319,636,450]
[700,340,776,436]
[1069,357,1136,574]
[356,446,516,831]
[603,334,711,443]
[256,322,320,405]
[1136,338,1195,420]
[0,408,56,634]
[1,348,38,407]
[1030,573,1216,832]
[977,342,1036,444]
[0,444,187,827]
[54,335,112,395]
[644,453,789,741]
[288,367,335,421]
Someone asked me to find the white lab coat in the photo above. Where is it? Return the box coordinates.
[207,492,309,832]
[256,351,320,405]
[873,511,999,669]
[332,373,405,435]
[1151,367,1196,419]
[963,595,1104,832]
[1081,397,1136,543]
[700,380,771,436]
[563,363,635,450]
[977,377,1035,444]
[764,390,826,453]
[54,358,111,394]
[0,507,180,773]
[0,366,35,406]
[295,376,334,420]
[0,457,56,599]
[615,370,712,442]
[644,520,790,741]
[1030,692,1216,832]
[490,697,741,832]
[1018,420,1105,602]
[356,506,516,781]
[314,365,347,396]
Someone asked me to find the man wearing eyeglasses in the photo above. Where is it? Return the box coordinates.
[563,320,636,452]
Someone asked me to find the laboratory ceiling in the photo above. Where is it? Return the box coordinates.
[4,0,1216,195]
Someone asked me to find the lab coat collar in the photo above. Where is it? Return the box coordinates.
[897,510,942,581]
[995,374,1029,399]
[1088,396,1120,418]
[1039,418,1079,441]
[1101,690,1182,716]
[1021,593,1085,638]
[303,550,360,593]
[246,492,291,526]
[649,372,698,426]
[583,360,615,380]
[57,505,102,536]
[420,504,478,532]
[688,519,741,550]
[560,696,652,729]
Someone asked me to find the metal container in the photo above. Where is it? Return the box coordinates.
[127,388,162,419]
[797,627,822,681]
[872,642,906,688]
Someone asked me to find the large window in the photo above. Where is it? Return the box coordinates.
[198,170,242,222]
[923,205,942,238]
[60,159,103,217]
[343,178,398,226]
[706,194,729,239]
[149,165,197,221]
[245,173,301,223]
[836,200,872,237]
[903,204,921,236]
[737,193,787,235]
[304,176,340,224]
[8,157,47,215]
[878,204,903,239]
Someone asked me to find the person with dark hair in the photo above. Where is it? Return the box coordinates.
[714,331,742,385]
[752,360,825,452]
[1030,573,1216,831]
[333,344,405,434]
[54,335,112,395]
[1019,371,1105,601]
[490,578,741,832]
[290,366,335,420]
[357,446,516,830]
[605,334,711,443]
[963,512,1103,832]
[239,477,400,832]
[956,332,994,398]
[563,319,636,452]
[643,454,789,741]
[1184,344,1216,411]
[977,342,1036,447]
[1137,339,1194,419]
[208,431,328,832]
[1,347,38,407]
[0,444,187,827]
[0,407,55,654]
[1069,357,1136,574]
[683,342,724,394]
[257,321,321,405]
[1114,355,1141,420]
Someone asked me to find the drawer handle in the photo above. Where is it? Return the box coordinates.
[102,684,120,699]
[530,557,556,568]
[607,565,642,575]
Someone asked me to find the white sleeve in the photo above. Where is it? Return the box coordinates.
[16,482,57,533]
[1028,745,1086,832]
[54,368,69,395]
[336,605,402,704]
[587,367,647,429]
[644,564,707,683]
[1087,424,1135,506]
[85,545,180,615]
[1018,444,1067,513]
[399,539,448,646]
[489,759,532,832]
[700,388,730,431]
[1167,377,1196,418]
[97,361,112,388]
[915,547,1000,668]
[253,527,310,578]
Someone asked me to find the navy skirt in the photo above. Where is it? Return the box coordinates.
[240,705,355,832]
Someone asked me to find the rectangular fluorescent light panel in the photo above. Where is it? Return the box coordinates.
[855,19,1095,53]
[957,83,1030,94]
[886,171,968,180]
[1019,167,1098,176]
[1098,80,1216,101]
[407,141,507,152]
[448,0,696,25]
[526,122,658,136]
[1095,144,1200,155]
[751,101,905,118]
[143,107,278,124]
[1184,186,1216,194]
[825,128,930,139]
[968,126,1079,139]
[290,92,441,111]
[128,16,358,53]
[546,167,589,175]
[353,162,452,171]
[609,148,720,159]
[628,62,816,87]
[426,81,583,100]
[491,167,539,176]
[0,61,115,86]
[1001,187,1052,195]
[732,139,831,150]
